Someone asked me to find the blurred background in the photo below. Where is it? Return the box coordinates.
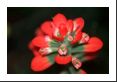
[7,7,109,74]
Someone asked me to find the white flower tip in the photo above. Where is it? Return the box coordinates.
[72,57,82,69]
[68,35,73,41]
[73,21,79,31]
[79,33,90,44]
[39,47,52,55]
[45,36,52,42]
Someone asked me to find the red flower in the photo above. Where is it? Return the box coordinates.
[29,13,103,73]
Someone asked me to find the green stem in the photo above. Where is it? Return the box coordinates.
[67,65,76,74]
[73,53,85,59]
[71,46,84,53]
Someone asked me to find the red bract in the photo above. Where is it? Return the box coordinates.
[29,13,103,73]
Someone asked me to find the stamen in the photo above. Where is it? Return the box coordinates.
[72,57,82,69]
[79,33,89,44]
[58,44,68,56]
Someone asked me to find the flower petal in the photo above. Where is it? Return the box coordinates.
[53,13,67,27]
[31,36,49,48]
[29,41,41,56]
[59,24,68,37]
[31,56,53,72]
[55,55,72,65]
[84,37,103,52]
[32,50,41,56]
[73,17,84,32]
[66,19,73,33]
[52,27,64,41]
[71,17,84,44]
[41,21,53,37]
[71,31,82,44]
[28,41,34,50]
[53,35,64,41]
[72,37,103,53]
[35,29,45,36]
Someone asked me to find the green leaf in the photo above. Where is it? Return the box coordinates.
[50,40,61,47]
[71,45,84,53]
[47,52,57,64]
[73,53,85,59]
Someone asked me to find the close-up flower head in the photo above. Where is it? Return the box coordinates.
[29,13,103,74]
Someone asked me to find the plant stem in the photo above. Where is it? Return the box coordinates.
[67,65,76,74]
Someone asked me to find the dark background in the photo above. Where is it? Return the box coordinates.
[7,7,109,74]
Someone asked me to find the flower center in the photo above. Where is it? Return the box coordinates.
[58,44,68,56]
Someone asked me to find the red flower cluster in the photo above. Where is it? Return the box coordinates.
[29,13,103,73]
